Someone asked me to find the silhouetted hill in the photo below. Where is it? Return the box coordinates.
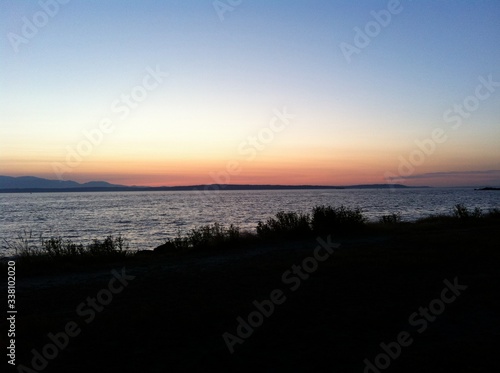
[343,184,429,189]
[0,175,428,193]
[0,176,123,190]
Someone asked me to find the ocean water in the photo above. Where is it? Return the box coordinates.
[1,188,499,255]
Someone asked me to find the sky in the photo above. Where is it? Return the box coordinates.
[1,0,499,187]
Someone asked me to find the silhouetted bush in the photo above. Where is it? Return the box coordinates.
[188,223,241,250]
[486,208,500,220]
[453,204,482,220]
[416,204,489,226]
[311,205,366,234]
[14,235,128,264]
[162,231,190,252]
[5,203,498,267]
[415,214,455,225]
[43,237,85,257]
[157,223,242,253]
[257,211,311,239]
[87,236,127,256]
[379,213,402,225]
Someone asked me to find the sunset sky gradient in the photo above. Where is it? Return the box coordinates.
[1,0,499,187]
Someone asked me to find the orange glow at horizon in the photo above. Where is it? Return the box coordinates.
[2,140,499,187]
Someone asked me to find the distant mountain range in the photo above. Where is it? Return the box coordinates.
[0,176,123,190]
[0,175,428,193]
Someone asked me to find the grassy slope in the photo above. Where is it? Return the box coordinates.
[9,219,500,372]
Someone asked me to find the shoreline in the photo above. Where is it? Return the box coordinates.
[3,204,499,271]
[6,212,500,372]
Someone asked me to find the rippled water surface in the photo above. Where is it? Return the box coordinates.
[1,188,499,255]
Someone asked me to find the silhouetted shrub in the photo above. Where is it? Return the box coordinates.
[415,214,455,225]
[487,208,500,219]
[257,211,311,239]
[43,237,85,257]
[186,223,241,250]
[453,204,482,220]
[311,205,365,234]
[14,235,128,263]
[416,205,490,226]
[379,213,402,225]
[161,231,190,252]
[87,236,127,257]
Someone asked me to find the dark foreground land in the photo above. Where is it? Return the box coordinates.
[5,215,500,372]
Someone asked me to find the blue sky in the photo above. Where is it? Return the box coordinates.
[1,0,499,186]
